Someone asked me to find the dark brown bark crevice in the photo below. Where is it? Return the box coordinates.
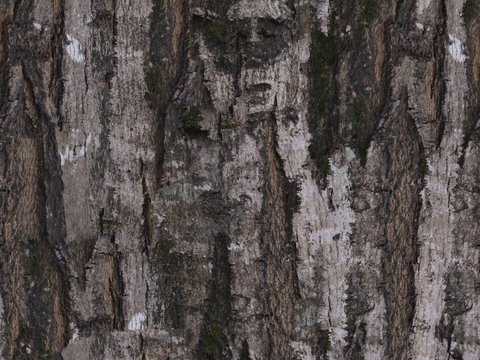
[433,0,448,149]
[140,158,152,255]
[146,0,188,188]
[460,6,480,167]
[0,1,71,357]
[51,0,65,131]
[111,244,126,331]
[381,89,423,360]
[22,54,71,358]
[308,0,390,186]
[259,104,300,359]
[196,233,233,360]
[344,269,374,360]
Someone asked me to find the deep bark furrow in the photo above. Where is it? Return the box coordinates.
[382,93,423,360]
[260,108,300,359]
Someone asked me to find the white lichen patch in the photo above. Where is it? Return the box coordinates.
[170,160,185,169]
[228,242,244,252]
[69,322,79,342]
[298,35,311,63]
[127,312,146,331]
[345,147,356,162]
[66,34,85,63]
[171,336,184,345]
[448,34,466,63]
[193,184,212,192]
[60,133,93,166]
[320,148,356,358]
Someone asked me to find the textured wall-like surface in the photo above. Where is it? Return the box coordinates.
[1,0,479,359]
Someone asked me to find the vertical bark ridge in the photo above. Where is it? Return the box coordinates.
[433,2,480,358]
[411,0,471,358]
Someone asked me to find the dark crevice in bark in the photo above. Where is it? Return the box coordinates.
[140,158,152,255]
[139,157,152,330]
[89,0,117,198]
[344,269,374,360]
[0,66,69,360]
[345,3,394,354]
[146,0,188,188]
[0,8,9,132]
[196,233,233,360]
[0,1,72,350]
[259,101,300,359]
[13,0,33,24]
[151,224,186,331]
[51,0,65,131]
[434,0,447,149]
[111,242,125,331]
[239,339,251,360]
[382,89,423,360]
[233,33,243,102]
[139,333,146,360]
[460,13,480,167]
[0,1,11,253]
[346,0,390,167]
[308,0,389,187]
[307,13,340,185]
[21,66,70,360]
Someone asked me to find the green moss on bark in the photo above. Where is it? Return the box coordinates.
[197,234,232,359]
[308,27,339,180]
[182,106,208,136]
[359,0,380,27]
[310,29,338,120]
[319,329,331,356]
[462,0,479,26]
[204,20,224,46]
[348,99,372,165]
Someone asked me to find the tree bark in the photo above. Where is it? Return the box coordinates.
[0,0,479,359]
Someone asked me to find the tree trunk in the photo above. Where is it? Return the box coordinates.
[0,0,479,359]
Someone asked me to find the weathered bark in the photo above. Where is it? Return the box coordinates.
[0,0,479,359]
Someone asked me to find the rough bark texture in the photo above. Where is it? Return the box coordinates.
[0,0,479,359]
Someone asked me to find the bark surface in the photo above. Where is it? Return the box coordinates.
[0,0,479,359]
